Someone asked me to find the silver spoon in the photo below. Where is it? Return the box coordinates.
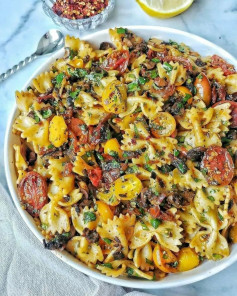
[0,29,64,83]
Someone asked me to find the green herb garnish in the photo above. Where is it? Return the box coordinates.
[151,58,160,63]
[41,109,52,119]
[127,82,140,92]
[163,62,173,72]
[150,218,161,229]
[173,149,180,157]
[103,238,112,245]
[83,212,96,224]
[54,73,65,88]
[117,27,126,34]
[69,89,80,99]
[207,196,215,202]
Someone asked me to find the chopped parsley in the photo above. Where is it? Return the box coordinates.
[134,123,139,138]
[145,258,154,265]
[103,238,112,245]
[218,211,224,221]
[207,195,215,202]
[102,263,113,269]
[150,218,161,229]
[140,220,149,230]
[83,211,96,224]
[173,149,180,157]
[69,49,77,60]
[41,109,52,119]
[163,62,173,72]
[151,58,160,63]
[127,82,141,92]
[138,76,149,85]
[117,27,126,34]
[69,89,80,99]
[53,73,65,88]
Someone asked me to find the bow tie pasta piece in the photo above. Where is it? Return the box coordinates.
[13,145,28,183]
[15,90,36,114]
[71,206,97,235]
[74,91,100,108]
[32,71,56,94]
[176,107,214,130]
[13,115,50,153]
[96,260,127,278]
[130,217,182,253]
[225,73,237,94]
[157,62,187,86]
[65,35,96,59]
[58,189,83,207]
[67,236,103,265]
[206,67,225,83]
[48,158,75,201]
[40,202,70,235]
[81,105,109,126]
[189,208,230,259]
[97,216,128,257]
[119,96,163,120]
[133,242,154,271]
[178,208,200,243]
[109,28,144,51]
[206,102,231,133]
[117,214,136,242]
[173,160,208,190]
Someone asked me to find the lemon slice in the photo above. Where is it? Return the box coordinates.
[136,0,194,18]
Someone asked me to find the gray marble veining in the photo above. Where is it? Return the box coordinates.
[0,0,237,295]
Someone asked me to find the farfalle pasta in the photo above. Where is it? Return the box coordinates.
[13,28,237,280]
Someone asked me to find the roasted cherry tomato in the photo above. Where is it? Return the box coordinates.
[68,130,79,153]
[68,117,88,144]
[153,245,178,273]
[88,167,102,187]
[178,247,199,272]
[104,138,122,158]
[213,101,237,128]
[114,174,142,200]
[150,112,176,137]
[101,50,129,73]
[96,201,114,223]
[63,162,74,177]
[194,73,211,106]
[102,80,127,114]
[18,171,48,217]
[211,54,236,76]
[201,145,234,185]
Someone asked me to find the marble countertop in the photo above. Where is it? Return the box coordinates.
[0,0,237,295]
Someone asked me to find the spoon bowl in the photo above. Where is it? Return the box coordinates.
[35,29,64,56]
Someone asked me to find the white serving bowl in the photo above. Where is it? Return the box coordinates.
[4,26,237,289]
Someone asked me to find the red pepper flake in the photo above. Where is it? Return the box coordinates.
[52,0,109,20]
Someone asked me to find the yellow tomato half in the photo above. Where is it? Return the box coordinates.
[96,201,114,223]
[114,174,142,200]
[178,247,200,272]
[102,80,127,114]
[104,138,122,158]
[49,115,68,147]
[150,112,176,137]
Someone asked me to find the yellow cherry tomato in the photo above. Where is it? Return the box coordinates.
[178,247,200,272]
[150,112,176,137]
[96,201,114,223]
[102,80,127,114]
[49,115,68,147]
[176,86,192,96]
[114,174,142,200]
[153,244,178,273]
[97,187,119,206]
[68,58,84,68]
[104,138,122,158]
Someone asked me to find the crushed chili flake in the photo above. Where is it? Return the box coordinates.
[52,0,109,20]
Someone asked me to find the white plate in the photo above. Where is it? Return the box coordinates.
[4,26,237,289]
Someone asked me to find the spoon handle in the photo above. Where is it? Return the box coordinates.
[0,53,37,83]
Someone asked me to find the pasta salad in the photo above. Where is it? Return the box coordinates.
[13,28,237,280]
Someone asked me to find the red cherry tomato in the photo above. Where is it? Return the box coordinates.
[211,55,236,76]
[18,172,48,217]
[101,50,129,73]
[213,101,237,128]
[63,162,74,177]
[194,73,212,106]
[68,117,88,144]
[88,167,102,187]
[201,146,234,185]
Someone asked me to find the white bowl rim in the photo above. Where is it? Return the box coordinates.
[4,25,237,289]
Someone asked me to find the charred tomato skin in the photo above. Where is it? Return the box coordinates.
[201,145,234,185]
[18,171,48,217]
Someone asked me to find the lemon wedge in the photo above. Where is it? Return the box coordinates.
[136,0,194,18]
